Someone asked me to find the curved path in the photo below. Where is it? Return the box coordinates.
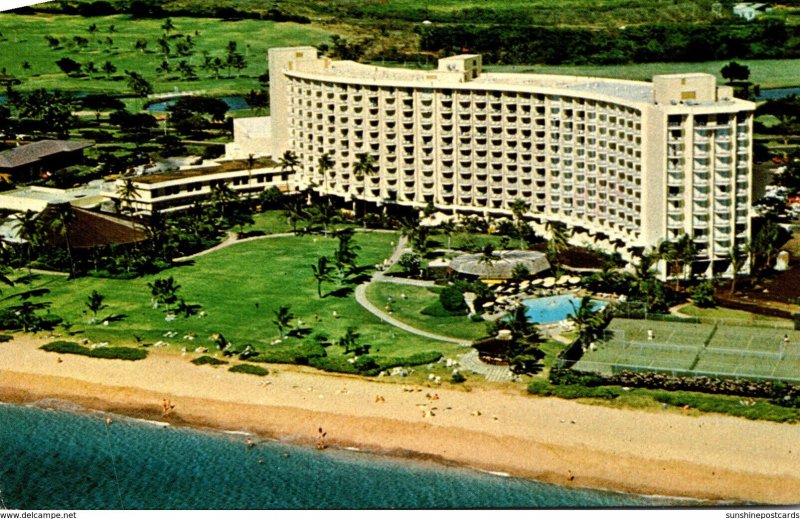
[354,235,471,346]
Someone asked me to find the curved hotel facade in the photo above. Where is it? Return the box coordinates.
[268,47,755,277]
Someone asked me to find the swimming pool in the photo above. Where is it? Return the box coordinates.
[521,294,607,324]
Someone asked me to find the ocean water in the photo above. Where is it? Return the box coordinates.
[0,402,686,510]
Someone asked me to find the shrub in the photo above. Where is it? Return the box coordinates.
[527,378,621,399]
[40,341,147,361]
[691,281,717,308]
[229,364,269,376]
[451,372,466,383]
[0,334,12,343]
[440,284,466,312]
[254,342,326,364]
[191,355,228,366]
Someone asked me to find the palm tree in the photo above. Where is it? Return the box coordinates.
[85,290,107,323]
[209,182,239,222]
[438,219,456,249]
[47,204,76,277]
[309,197,339,237]
[161,18,176,35]
[282,195,307,234]
[116,178,141,215]
[568,295,604,346]
[13,210,41,275]
[278,150,299,192]
[317,153,334,194]
[272,305,294,339]
[728,243,747,295]
[311,256,332,298]
[352,152,377,227]
[148,276,181,313]
[659,233,696,290]
[477,243,500,276]
[509,198,530,248]
[545,221,569,269]
[338,326,361,354]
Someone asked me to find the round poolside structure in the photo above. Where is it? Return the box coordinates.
[449,250,550,279]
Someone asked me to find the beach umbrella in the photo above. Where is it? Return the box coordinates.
[532,279,543,286]
[556,276,570,286]
[542,277,555,288]
[569,275,581,284]
[482,301,495,308]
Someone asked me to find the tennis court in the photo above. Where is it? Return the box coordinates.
[573,318,800,383]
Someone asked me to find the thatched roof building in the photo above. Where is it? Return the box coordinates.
[449,250,550,279]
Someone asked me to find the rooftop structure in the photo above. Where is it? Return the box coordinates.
[268,47,756,279]
[0,181,110,213]
[449,250,550,279]
[0,140,94,180]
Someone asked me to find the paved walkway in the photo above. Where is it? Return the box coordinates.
[354,235,472,346]
[457,349,514,382]
[174,231,294,262]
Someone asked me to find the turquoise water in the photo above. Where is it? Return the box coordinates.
[0,402,686,509]
[522,295,607,324]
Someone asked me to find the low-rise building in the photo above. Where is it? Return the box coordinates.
[0,140,94,182]
[104,156,289,216]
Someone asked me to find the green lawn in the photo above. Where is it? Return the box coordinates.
[5,231,468,367]
[678,304,791,324]
[0,13,333,95]
[365,281,488,341]
[489,59,800,89]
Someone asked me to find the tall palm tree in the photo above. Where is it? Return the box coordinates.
[309,197,339,237]
[509,198,530,249]
[47,204,76,277]
[568,295,604,346]
[317,153,335,194]
[311,256,332,298]
[352,152,377,227]
[116,177,141,216]
[13,210,41,275]
[545,221,569,269]
[209,182,239,222]
[728,243,747,295]
[438,219,456,249]
[659,233,696,290]
[278,150,299,192]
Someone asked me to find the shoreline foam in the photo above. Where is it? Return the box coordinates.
[1,334,799,505]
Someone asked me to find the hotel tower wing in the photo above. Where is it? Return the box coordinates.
[268,47,755,278]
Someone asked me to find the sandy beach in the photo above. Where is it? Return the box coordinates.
[1,335,799,505]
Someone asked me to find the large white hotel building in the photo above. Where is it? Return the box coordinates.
[268,47,756,277]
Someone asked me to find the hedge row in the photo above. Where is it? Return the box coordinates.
[40,341,147,361]
[229,364,269,377]
[548,368,800,408]
[191,355,228,366]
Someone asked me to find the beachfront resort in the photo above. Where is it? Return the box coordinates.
[1,9,800,506]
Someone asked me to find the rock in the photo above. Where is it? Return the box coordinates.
[194,346,208,353]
